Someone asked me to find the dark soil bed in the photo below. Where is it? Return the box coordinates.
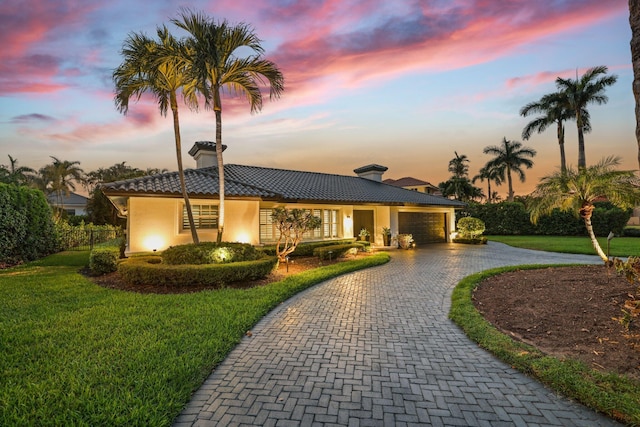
[473,265,640,380]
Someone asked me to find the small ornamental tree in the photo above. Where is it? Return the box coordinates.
[271,208,321,261]
[457,217,485,238]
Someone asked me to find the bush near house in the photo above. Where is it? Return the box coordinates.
[0,184,58,265]
[162,242,262,265]
[118,255,278,287]
[460,201,631,236]
[313,243,364,260]
[260,239,356,257]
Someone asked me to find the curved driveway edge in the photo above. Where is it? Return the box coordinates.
[174,242,620,426]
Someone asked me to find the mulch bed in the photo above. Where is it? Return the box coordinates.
[473,265,640,380]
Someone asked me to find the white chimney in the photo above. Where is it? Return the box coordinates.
[353,164,388,182]
[188,141,227,169]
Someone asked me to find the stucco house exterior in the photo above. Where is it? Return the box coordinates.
[47,191,89,216]
[101,141,465,254]
[383,177,441,195]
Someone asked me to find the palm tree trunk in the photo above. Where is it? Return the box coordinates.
[630,0,640,173]
[214,88,225,244]
[487,181,491,204]
[580,203,607,262]
[171,92,199,244]
[506,167,514,202]
[576,113,586,169]
[557,121,567,173]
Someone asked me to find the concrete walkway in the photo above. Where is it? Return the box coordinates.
[174,242,621,426]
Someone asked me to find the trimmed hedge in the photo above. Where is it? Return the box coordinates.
[452,237,488,245]
[118,255,279,287]
[89,247,120,275]
[260,239,356,257]
[162,242,262,265]
[313,243,363,260]
[0,184,58,265]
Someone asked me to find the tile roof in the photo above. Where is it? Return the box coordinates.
[384,177,438,188]
[47,191,89,205]
[101,164,465,208]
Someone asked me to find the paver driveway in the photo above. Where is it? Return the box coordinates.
[174,242,620,426]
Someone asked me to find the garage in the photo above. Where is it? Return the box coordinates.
[398,212,447,244]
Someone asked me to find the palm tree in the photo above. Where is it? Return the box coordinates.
[448,151,470,178]
[483,138,536,202]
[0,155,35,186]
[113,25,201,243]
[555,66,618,169]
[173,10,284,243]
[529,156,640,261]
[630,0,640,173]
[40,156,84,215]
[520,92,591,174]
[473,163,503,203]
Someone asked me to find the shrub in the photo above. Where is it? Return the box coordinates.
[162,242,262,265]
[313,243,363,260]
[118,255,278,287]
[0,184,58,265]
[452,236,488,244]
[260,239,356,257]
[89,247,120,275]
[591,204,631,237]
[623,227,640,237]
[456,217,485,238]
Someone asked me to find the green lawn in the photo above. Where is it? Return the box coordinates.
[450,265,640,425]
[0,251,389,426]
[487,235,640,257]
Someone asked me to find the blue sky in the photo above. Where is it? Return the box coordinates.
[0,0,634,197]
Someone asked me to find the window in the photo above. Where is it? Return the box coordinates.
[183,204,218,229]
[259,208,339,242]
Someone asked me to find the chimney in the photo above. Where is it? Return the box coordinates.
[188,141,227,169]
[353,164,388,182]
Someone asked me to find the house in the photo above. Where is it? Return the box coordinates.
[101,141,465,253]
[383,177,441,195]
[47,191,89,216]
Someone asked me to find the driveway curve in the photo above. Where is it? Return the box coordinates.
[174,242,620,426]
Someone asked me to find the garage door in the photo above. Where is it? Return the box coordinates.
[398,212,446,244]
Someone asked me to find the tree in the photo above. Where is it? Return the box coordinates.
[113,25,201,243]
[483,138,536,202]
[438,177,483,202]
[528,156,640,262]
[520,92,590,174]
[473,163,503,203]
[631,0,640,173]
[0,155,35,186]
[271,208,321,262]
[448,151,470,178]
[39,156,85,215]
[174,10,284,243]
[555,66,618,169]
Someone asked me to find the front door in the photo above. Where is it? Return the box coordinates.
[353,210,374,240]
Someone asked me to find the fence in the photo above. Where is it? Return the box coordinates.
[58,228,122,251]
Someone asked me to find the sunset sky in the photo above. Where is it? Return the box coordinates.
[0,0,635,198]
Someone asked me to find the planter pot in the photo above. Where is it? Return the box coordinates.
[382,234,391,246]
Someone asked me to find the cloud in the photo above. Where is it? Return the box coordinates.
[11,113,56,123]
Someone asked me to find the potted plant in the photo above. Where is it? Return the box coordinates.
[359,228,370,241]
[397,233,414,249]
[381,227,391,246]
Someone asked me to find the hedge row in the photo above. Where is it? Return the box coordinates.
[117,255,279,287]
[260,239,356,257]
[0,184,58,265]
[313,243,364,260]
[459,201,631,236]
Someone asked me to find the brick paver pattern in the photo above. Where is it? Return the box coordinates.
[174,242,621,426]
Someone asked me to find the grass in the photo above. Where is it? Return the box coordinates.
[486,235,640,257]
[449,265,640,426]
[0,251,390,426]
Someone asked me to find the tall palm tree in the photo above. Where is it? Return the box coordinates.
[529,156,640,261]
[448,151,470,178]
[113,25,201,243]
[630,0,640,173]
[473,163,503,203]
[0,155,35,186]
[555,66,618,169]
[483,138,536,202]
[520,92,591,174]
[40,156,84,215]
[173,10,284,243]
